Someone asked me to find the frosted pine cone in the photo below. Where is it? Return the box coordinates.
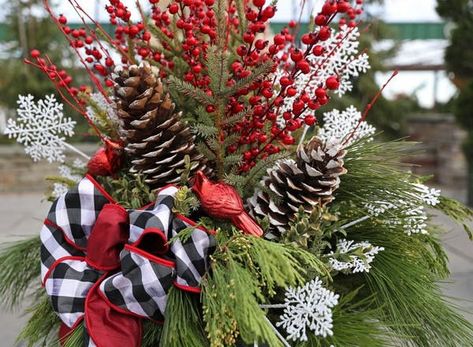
[248,137,347,237]
[114,62,209,189]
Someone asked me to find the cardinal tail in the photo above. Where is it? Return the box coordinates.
[232,212,264,237]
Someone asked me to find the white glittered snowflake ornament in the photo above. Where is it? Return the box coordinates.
[319,105,376,146]
[4,94,76,163]
[328,239,384,273]
[276,278,339,342]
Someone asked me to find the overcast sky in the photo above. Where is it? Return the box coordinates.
[0,0,442,23]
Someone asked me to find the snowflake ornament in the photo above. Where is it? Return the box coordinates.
[364,183,440,236]
[319,105,376,146]
[412,183,441,206]
[5,94,76,163]
[52,161,85,198]
[275,26,370,122]
[328,239,384,274]
[277,278,339,342]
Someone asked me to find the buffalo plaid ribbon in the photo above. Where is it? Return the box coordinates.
[40,174,215,347]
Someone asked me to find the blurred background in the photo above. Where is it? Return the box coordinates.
[0,0,472,345]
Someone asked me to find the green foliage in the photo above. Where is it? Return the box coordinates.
[172,186,200,216]
[202,232,330,346]
[17,293,60,347]
[168,76,216,106]
[80,92,119,140]
[299,291,389,347]
[160,287,208,347]
[0,236,41,309]
[437,195,473,238]
[282,207,338,256]
[349,222,473,346]
[336,138,419,206]
[142,321,163,347]
[99,172,156,209]
[62,323,84,347]
[236,151,293,198]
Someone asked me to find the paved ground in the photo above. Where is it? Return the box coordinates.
[0,192,472,346]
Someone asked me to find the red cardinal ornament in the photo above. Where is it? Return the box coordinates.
[87,139,124,177]
[192,171,263,237]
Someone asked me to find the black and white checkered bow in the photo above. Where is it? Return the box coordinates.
[40,175,215,346]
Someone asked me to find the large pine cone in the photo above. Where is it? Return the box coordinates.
[114,62,209,189]
[248,137,347,238]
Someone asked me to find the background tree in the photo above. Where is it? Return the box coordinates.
[437,0,473,205]
[0,0,87,142]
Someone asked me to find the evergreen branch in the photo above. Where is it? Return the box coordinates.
[222,133,241,147]
[221,61,275,97]
[63,323,84,347]
[221,110,247,127]
[207,47,230,95]
[213,0,228,49]
[223,154,243,170]
[142,321,163,347]
[234,0,248,35]
[196,142,217,161]
[0,236,41,309]
[168,76,216,106]
[148,22,180,54]
[436,196,473,239]
[347,220,473,346]
[192,123,219,139]
[17,292,60,347]
[160,287,208,347]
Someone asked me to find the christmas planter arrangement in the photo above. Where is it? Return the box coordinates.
[2,0,473,346]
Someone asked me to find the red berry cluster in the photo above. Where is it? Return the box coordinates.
[149,0,221,83]
[227,0,364,171]
[35,0,365,173]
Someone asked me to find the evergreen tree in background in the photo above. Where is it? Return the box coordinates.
[0,0,88,142]
[437,0,473,206]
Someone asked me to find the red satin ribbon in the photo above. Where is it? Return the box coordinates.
[60,203,142,347]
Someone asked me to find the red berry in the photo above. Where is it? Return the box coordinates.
[206,105,216,113]
[85,36,94,45]
[262,6,276,18]
[326,76,340,90]
[58,15,67,25]
[315,14,327,26]
[287,87,297,97]
[274,34,285,45]
[322,2,338,15]
[312,45,325,56]
[205,0,215,5]
[169,3,179,14]
[297,60,311,74]
[291,49,303,62]
[252,0,266,7]
[337,1,351,13]
[30,49,41,58]
[288,20,296,28]
[282,136,295,145]
[304,115,316,126]
[319,27,331,41]
[315,87,327,99]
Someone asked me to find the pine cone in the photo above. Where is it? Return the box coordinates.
[248,137,347,237]
[114,62,209,189]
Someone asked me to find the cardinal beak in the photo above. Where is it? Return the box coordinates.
[192,171,207,193]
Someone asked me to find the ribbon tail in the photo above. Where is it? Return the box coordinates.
[85,278,142,347]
